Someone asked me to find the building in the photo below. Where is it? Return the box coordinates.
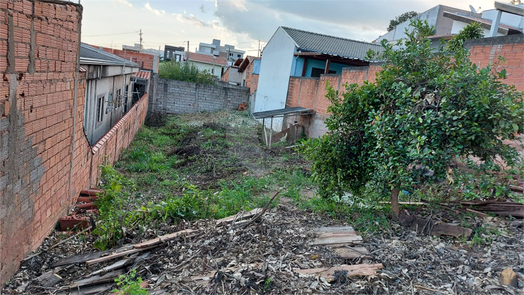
[198,39,245,64]
[375,5,476,44]
[253,26,383,131]
[164,45,185,62]
[376,4,523,46]
[90,45,160,73]
[185,51,229,78]
[80,44,141,144]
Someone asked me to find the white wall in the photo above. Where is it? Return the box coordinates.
[451,21,504,36]
[188,61,225,78]
[254,27,297,131]
[376,6,440,43]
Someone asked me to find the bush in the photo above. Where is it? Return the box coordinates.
[302,20,523,218]
[159,61,216,85]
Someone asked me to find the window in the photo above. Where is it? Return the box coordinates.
[311,67,335,78]
[116,89,122,108]
[96,95,104,122]
[237,54,241,58]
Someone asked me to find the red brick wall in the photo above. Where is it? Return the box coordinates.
[94,45,158,73]
[221,67,230,83]
[244,58,259,94]
[0,0,149,285]
[465,35,524,92]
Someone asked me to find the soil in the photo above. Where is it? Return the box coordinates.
[2,111,524,294]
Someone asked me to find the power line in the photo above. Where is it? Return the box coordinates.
[83,31,139,38]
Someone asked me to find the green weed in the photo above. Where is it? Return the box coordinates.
[112,269,148,295]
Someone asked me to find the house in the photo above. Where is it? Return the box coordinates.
[375,5,477,44]
[253,26,383,131]
[184,51,229,78]
[198,39,245,64]
[376,4,523,47]
[80,43,141,144]
[221,56,260,89]
[443,3,523,39]
[164,45,185,62]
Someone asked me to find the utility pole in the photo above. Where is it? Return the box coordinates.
[258,40,261,58]
[139,29,143,49]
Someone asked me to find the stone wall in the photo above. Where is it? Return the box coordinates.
[152,78,249,114]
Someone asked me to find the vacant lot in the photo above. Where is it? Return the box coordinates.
[3,110,524,294]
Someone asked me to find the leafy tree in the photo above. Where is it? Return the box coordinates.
[510,0,521,4]
[447,22,484,51]
[387,11,418,32]
[302,20,523,219]
[159,61,216,85]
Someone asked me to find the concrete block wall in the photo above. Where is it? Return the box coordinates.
[0,0,149,285]
[152,78,249,114]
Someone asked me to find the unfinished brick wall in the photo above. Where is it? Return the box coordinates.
[0,0,82,283]
[152,78,249,114]
[221,67,230,83]
[0,0,149,285]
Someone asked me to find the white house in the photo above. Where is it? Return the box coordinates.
[254,26,383,131]
[185,52,229,79]
[198,39,245,65]
[80,43,141,145]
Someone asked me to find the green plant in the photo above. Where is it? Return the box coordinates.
[159,61,216,85]
[112,269,148,294]
[447,22,484,51]
[301,19,523,219]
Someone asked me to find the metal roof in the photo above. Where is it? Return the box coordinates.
[252,107,314,119]
[281,27,384,62]
[80,43,140,67]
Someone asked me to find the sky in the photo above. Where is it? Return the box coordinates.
[80,0,499,56]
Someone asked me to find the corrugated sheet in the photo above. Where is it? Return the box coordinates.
[281,27,384,61]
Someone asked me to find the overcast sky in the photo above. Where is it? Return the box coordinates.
[81,0,498,55]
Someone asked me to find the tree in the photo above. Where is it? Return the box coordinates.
[302,20,523,219]
[387,11,418,32]
[447,22,484,51]
[510,0,521,5]
[159,61,216,85]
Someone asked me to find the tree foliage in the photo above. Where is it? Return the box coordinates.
[302,20,524,218]
[447,22,484,51]
[387,11,418,32]
[159,61,216,85]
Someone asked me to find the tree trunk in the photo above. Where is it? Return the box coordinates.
[391,188,400,220]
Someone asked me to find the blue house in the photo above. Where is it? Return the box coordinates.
[254,26,383,131]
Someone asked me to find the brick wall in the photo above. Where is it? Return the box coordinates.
[465,35,524,92]
[0,0,149,285]
[95,45,159,73]
[244,60,259,95]
[221,67,230,83]
[286,35,523,138]
[152,78,249,114]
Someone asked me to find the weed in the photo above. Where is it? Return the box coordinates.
[112,269,148,294]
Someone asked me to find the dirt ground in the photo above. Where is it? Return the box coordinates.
[2,111,524,294]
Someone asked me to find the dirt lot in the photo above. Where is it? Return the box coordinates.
[2,110,524,294]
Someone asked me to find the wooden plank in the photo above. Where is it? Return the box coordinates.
[133,229,196,249]
[216,208,263,224]
[332,247,370,259]
[86,245,157,266]
[67,270,124,289]
[36,271,63,287]
[72,284,113,295]
[90,258,133,276]
[311,236,362,246]
[312,226,355,233]
[316,232,359,239]
[294,263,383,281]
[52,250,111,267]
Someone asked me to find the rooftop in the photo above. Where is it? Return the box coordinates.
[185,52,229,67]
[80,43,140,67]
[280,26,384,61]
